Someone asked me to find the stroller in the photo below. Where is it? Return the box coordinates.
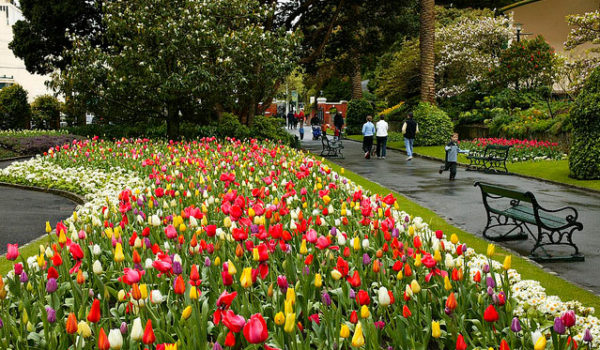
[312,125,322,140]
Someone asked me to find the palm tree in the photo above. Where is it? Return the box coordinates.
[419,0,435,103]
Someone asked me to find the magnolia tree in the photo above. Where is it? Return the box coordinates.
[436,14,512,98]
[53,0,298,137]
[564,10,600,92]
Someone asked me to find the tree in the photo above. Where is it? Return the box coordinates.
[31,95,62,129]
[53,0,298,138]
[420,0,436,103]
[0,84,31,130]
[9,0,104,75]
[564,10,600,91]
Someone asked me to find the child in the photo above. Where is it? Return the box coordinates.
[298,120,305,140]
[439,133,469,180]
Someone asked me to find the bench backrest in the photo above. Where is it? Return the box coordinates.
[474,182,534,203]
[484,145,511,158]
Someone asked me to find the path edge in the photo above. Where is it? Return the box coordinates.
[0,181,85,205]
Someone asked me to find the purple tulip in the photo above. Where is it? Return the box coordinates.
[444,306,452,315]
[492,293,499,305]
[172,261,182,275]
[391,228,399,238]
[303,266,310,275]
[133,208,138,215]
[330,227,337,236]
[553,317,566,334]
[137,197,144,206]
[486,276,495,289]
[482,264,490,274]
[20,271,28,283]
[561,310,576,328]
[322,292,331,306]
[213,342,223,350]
[401,255,407,263]
[46,307,56,323]
[204,257,211,267]
[120,321,128,334]
[349,289,356,299]
[510,317,521,332]
[362,253,371,265]
[583,328,593,343]
[46,278,57,293]
[144,238,151,249]
[250,225,259,234]
[487,287,494,296]
[404,216,410,223]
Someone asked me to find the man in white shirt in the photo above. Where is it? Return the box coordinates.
[375,115,389,159]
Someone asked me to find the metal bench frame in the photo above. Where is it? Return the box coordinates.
[466,145,511,173]
[320,134,344,158]
[474,181,584,262]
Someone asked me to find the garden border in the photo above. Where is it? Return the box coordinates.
[341,137,600,195]
[0,182,85,205]
[0,155,35,162]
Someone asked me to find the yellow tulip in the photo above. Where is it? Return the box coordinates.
[214,256,221,266]
[340,324,350,338]
[534,335,547,350]
[274,312,285,326]
[286,288,296,305]
[58,230,67,245]
[396,269,404,280]
[77,321,92,338]
[414,254,422,267]
[450,234,459,244]
[444,276,452,291]
[284,313,296,333]
[431,321,441,338]
[139,284,148,299]
[353,237,360,251]
[351,322,365,347]
[227,260,237,275]
[45,221,52,233]
[408,226,415,236]
[114,243,125,263]
[323,195,331,205]
[284,299,294,315]
[300,240,308,255]
[240,267,252,288]
[314,273,322,288]
[253,248,260,261]
[189,286,199,300]
[331,269,342,280]
[487,243,495,257]
[503,255,512,270]
[434,249,442,262]
[181,306,193,320]
[360,305,370,318]
[410,279,421,294]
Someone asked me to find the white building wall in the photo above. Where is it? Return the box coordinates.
[0,0,54,101]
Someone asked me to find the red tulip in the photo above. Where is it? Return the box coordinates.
[484,304,499,323]
[356,290,370,306]
[222,310,246,333]
[446,292,457,311]
[143,319,155,345]
[403,305,412,318]
[456,334,467,350]
[349,310,358,324]
[87,298,101,323]
[216,290,237,309]
[500,339,510,350]
[69,243,84,260]
[98,328,110,350]
[174,275,186,294]
[347,271,361,288]
[225,331,236,347]
[243,314,268,344]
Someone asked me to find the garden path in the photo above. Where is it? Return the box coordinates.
[293,130,600,295]
[0,159,77,255]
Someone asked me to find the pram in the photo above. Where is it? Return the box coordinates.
[312,125,322,140]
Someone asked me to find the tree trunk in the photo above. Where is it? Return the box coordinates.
[166,104,180,140]
[351,56,363,99]
[419,0,436,104]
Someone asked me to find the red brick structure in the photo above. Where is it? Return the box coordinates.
[309,98,348,126]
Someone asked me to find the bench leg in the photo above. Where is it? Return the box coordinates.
[529,226,585,262]
[482,214,528,241]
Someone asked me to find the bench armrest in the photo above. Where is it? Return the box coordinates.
[537,205,581,225]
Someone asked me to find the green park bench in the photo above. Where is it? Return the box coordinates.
[474,181,584,262]
[320,134,344,159]
[466,144,511,173]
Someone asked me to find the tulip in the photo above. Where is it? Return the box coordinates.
[142,319,155,345]
[534,334,547,350]
[360,305,370,318]
[483,304,499,323]
[583,328,593,343]
[87,299,101,323]
[108,328,124,349]
[444,276,452,291]
[181,306,193,321]
[243,314,268,344]
[500,339,510,350]
[503,255,511,270]
[561,310,576,328]
[314,273,322,288]
[277,275,288,292]
[487,243,495,257]
[410,279,421,293]
[510,317,521,332]
[98,328,110,350]
[456,334,467,350]
[378,287,390,307]
[340,324,350,338]
[6,244,19,260]
[150,290,165,304]
[130,318,143,341]
[240,267,253,288]
[450,234,458,244]
[553,317,565,335]
[174,275,186,294]
[274,312,285,326]
[432,321,441,338]
[46,306,56,323]
[350,310,358,324]
[114,243,125,262]
[46,278,58,293]
[78,321,92,338]
[322,291,332,306]
[402,305,411,318]
[351,322,365,347]
[93,260,103,275]
[446,292,457,311]
[284,312,296,333]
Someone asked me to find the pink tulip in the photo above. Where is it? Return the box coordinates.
[242,314,268,344]
[6,244,19,260]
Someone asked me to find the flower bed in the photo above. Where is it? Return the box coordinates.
[0,129,82,157]
[0,137,597,349]
[459,138,566,162]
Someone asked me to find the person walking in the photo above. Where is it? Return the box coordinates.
[287,110,294,130]
[334,112,344,140]
[439,132,469,180]
[375,115,389,159]
[298,120,305,140]
[402,112,419,160]
[362,115,376,159]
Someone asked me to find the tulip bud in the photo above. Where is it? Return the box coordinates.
[503,255,511,270]
[274,312,285,326]
[410,279,421,294]
[487,243,495,257]
[431,321,441,338]
[340,324,350,338]
[181,306,193,321]
[108,329,124,349]
[130,317,143,341]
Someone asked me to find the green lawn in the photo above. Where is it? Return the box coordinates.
[322,159,600,313]
[0,147,18,160]
[345,135,600,191]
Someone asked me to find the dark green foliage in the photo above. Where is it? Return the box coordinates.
[345,99,374,135]
[249,115,297,147]
[322,77,352,102]
[412,102,453,146]
[0,85,31,129]
[31,95,62,129]
[569,68,600,179]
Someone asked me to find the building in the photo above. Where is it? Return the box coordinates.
[0,0,53,100]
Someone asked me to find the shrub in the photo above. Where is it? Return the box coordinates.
[250,115,297,147]
[345,98,374,135]
[569,67,600,179]
[0,84,31,129]
[412,102,454,146]
[31,95,62,129]
[218,113,250,140]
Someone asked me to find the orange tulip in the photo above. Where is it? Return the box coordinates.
[87,299,101,323]
[446,292,457,311]
[65,313,78,334]
[143,319,155,345]
[174,275,186,294]
[97,328,110,350]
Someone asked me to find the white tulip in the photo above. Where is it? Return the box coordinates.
[92,260,103,275]
[130,318,143,341]
[150,215,161,226]
[378,287,391,307]
[108,329,123,349]
[92,244,102,256]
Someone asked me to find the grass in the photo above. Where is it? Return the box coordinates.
[345,135,600,191]
[0,235,51,276]
[321,158,600,313]
[0,147,19,160]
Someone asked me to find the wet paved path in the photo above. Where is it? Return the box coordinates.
[0,159,77,255]
[294,130,600,294]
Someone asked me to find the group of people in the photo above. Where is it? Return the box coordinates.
[286,109,305,130]
[361,113,467,180]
